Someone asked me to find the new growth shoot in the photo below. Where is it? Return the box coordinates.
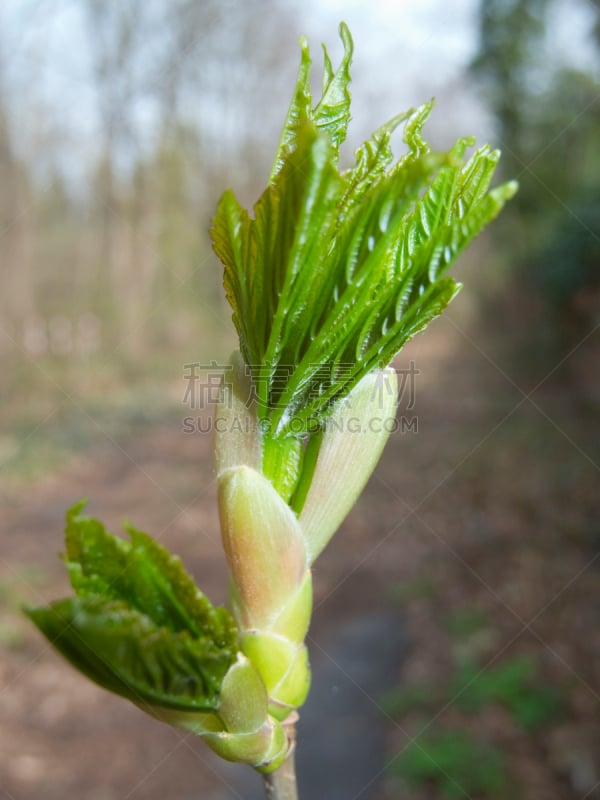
[27,23,515,800]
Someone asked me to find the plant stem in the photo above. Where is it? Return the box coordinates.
[262,754,297,800]
[262,719,298,800]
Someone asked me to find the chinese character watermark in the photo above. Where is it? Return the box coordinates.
[182,361,233,410]
[396,360,420,410]
[181,359,420,434]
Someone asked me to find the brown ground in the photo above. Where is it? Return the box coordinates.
[1,295,599,800]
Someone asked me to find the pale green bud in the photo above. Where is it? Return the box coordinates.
[217,653,271,733]
[203,654,288,769]
[146,654,289,770]
[202,722,287,771]
[225,573,313,715]
[299,367,398,563]
[218,465,307,629]
[218,466,313,716]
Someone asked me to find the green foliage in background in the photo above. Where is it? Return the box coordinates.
[383,606,564,798]
[392,731,507,799]
[382,654,562,731]
[451,657,563,730]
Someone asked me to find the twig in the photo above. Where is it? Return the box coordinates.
[263,715,298,800]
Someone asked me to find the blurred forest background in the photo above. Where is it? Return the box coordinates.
[1,1,599,799]
[0,0,599,458]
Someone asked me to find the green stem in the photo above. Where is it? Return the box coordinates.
[262,721,298,800]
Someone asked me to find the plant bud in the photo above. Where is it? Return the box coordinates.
[218,465,307,628]
[217,654,271,733]
[203,655,288,768]
[202,722,287,770]
[149,655,289,769]
[299,367,398,563]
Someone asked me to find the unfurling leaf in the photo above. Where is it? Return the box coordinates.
[27,596,233,712]
[64,500,236,645]
[211,24,516,441]
[27,502,238,714]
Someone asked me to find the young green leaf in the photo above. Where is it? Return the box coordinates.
[211,25,516,439]
[65,500,236,646]
[27,503,239,716]
[270,21,353,181]
[26,596,234,712]
[313,21,353,151]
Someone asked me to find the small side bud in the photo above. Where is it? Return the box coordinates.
[203,718,287,769]
[218,654,270,733]
[147,655,289,770]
